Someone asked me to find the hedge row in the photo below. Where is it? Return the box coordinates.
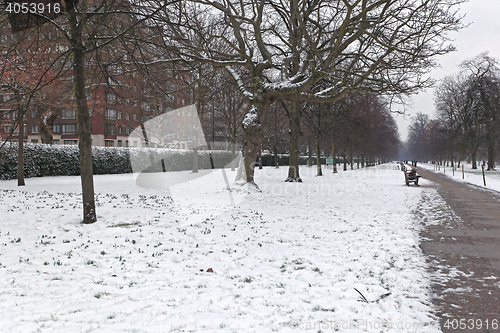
[0,143,237,180]
[260,153,326,166]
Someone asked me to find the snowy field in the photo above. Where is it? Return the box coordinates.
[0,164,441,332]
[419,162,500,193]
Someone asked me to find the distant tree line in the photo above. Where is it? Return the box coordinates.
[405,53,500,170]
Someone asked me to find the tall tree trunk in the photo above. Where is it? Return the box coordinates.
[243,132,261,185]
[357,153,360,169]
[231,139,236,171]
[486,124,495,170]
[343,150,347,171]
[192,109,199,173]
[331,137,337,173]
[286,101,301,182]
[471,149,477,169]
[68,1,96,223]
[307,143,313,167]
[350,151,353,170]
[16,95,25,186]
[193,147,199,172]
[273,147,279,168]
[315,136,322,176]
[258,146,263,169]
[241,105,266,187]
[361,153,365,168]
[193,98,203,173]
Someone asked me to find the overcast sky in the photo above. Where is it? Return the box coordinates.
[394,0,500,141]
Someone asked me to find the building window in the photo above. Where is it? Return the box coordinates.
[118,126,122,135]
[104,124,116,136]
[105,140,115,147]
[132,113,137,121]
[62,124,77,135]
[142,102,151,111]
[52,139,60,145]
[31,110,37,118]
[63,140,78,145]
[125,112,130,121]
[87,92,92,101]
[105,109,117,120]
[62,109,76,119]
[117,111,122,120]
[125,140,129,147]
[53,125,60,133]
[31,125,39,134]
[117,140,122,147]
[31,139,38,143]
[107,93,116,103]
[125,127,130,135]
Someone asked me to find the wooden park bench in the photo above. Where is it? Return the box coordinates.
[403,167,421,186]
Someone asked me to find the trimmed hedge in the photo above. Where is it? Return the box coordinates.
[0,143,236,180]
[260,153,326,166]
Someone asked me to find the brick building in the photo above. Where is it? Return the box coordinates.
[1,14,191,148]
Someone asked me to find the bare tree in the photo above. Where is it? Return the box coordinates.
[461,54,500,170]
[156,0,464,187]
[2,0,176,223]
[407,112,431,161]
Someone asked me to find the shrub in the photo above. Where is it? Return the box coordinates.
[0,143,236,180]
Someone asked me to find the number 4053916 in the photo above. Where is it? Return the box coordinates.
[6,2,61,15]
[444,319,498,330]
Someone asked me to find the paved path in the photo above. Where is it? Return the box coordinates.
[416,168,500,332]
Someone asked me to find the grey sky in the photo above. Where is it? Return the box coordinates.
[394,0,500,141]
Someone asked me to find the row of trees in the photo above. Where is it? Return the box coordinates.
[1,0,465,223]
[406,53,500,170]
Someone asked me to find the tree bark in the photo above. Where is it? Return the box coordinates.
[331,138,337,173]
[193,99,202,173]
[286,101,301,182]
[315,136,322,176]
[193,147,199,173]
[16,93,25,186]
[231,139,236,171]
[258,146,263,169]
[308,143,313,167]
[273,135,279,168]
[471,149,477,169]
[241,104,266,187]
[243,132,260,185]
[343,150,347,171]
[486,124,495,170]
[68,1,96,223]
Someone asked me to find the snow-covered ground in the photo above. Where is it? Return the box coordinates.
[0,164,441,332]
[418,162,500,193]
